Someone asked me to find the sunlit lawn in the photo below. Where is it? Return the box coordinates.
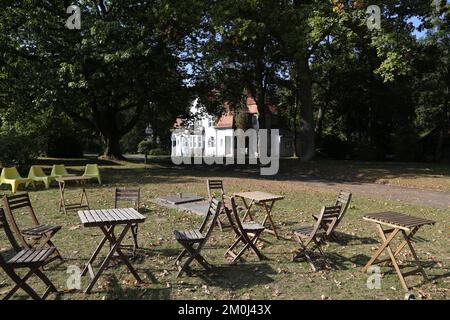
[0,159,449,300]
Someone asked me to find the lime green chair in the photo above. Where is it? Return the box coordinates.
[27,166,56,189]
[0,167,32,193]
[83,164,101,184]
[50,164,75,178]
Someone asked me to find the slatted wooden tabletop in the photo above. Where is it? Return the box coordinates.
[363,212,435,231]
[78,208,145,227]
[234,191,285,202]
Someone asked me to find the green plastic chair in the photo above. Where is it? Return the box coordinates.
[83,164,101,184]
[27,166,56,189]
[0,167,32,193]
[50,165,75,178]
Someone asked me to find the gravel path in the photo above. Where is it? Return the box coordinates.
[288,176,450,209]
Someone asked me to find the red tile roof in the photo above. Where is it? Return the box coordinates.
[173,95,278,129]
[215,112,234,129]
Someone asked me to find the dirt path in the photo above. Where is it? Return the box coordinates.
[288,176,450,209]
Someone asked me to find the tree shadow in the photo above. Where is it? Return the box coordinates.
[330,232,379,245]
[34,157,120,167]
[325,253,372,270]
[103,274,171,300]
[187,263,277,290]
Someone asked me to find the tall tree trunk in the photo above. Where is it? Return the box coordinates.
[292,78,299,158]
[102,133,125,160]
[297,56,315,161]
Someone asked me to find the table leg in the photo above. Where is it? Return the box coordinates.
[261,200,279,239]
[241,198,255,222]
[100,225,142,283]
[81,226,113,277]
[84,225,142,294]
[401,230,429,281]
[362,226,400,273]
[58,181,66,214]
[376,225,409,291]
[80,187,90,210]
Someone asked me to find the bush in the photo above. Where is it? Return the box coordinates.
[46,133,84,158]
[0,133,40,167]
[319,135,349,160]
[392,127,421,162]
[137,139,156,155]
[148,148,168,156]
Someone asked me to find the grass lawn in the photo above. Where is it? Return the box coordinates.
[0,159,449,300]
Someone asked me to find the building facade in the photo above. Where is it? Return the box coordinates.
[171,97,293,158]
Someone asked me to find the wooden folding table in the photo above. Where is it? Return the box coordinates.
[57,176,91,214]
[362,212,435,291]
[78,208,146,294]
[234,191,284,239]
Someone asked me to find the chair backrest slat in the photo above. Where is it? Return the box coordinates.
[114,188,140,210]
[222,195,246,238]
[198,198,221,236]
[207,179,224,200]
[335,191,352,221]
[0,208,21,253]
[3,193,40,248]
[308,206,328,241]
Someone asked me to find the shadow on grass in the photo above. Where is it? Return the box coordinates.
[188,263,276,290]
[104,274,171,300]
[34,157,121,167]
[331,232,379,245]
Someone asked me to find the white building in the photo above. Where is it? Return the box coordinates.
[171,97,293,158]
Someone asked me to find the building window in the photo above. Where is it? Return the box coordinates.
[197,136,202,148]
[183,138,188,147]
[172,140,176,147]
[209,118,215,127]
[208,137,215,148]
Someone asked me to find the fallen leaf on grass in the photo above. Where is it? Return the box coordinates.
[272,290,281,297]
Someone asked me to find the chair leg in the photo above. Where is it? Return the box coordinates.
[12,181,20,193]
[176,242,211,277]
[3,268,46,300]
[33,268,58,297]
[131,224,139,254]
[216,217,224,232]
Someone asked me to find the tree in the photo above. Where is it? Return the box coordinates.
[0,0,202,159]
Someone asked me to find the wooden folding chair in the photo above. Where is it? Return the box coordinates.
[313,191,352,241]
[206,179,229,231]
[174,198,222,277]
[223,196,266,263]
[0,208,58,300]
[114,188,141,254]
[2,193,63,261]
[293,206,334,271]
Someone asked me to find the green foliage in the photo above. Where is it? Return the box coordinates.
[137,140,156,155]
[0,0,448,163]
[148,148,168,156]
[0,132,40,167]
